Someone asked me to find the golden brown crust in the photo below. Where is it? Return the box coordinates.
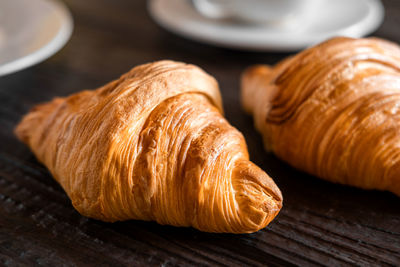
[15,60,282,233]
[241,37,400,196]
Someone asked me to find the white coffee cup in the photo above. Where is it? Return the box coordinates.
[192,0,317,24]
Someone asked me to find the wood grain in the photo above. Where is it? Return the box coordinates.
[0,0,399,266]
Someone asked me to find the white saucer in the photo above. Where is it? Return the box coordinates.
[0,0,73,76]
[148,0,384,52]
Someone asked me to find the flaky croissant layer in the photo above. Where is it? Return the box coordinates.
[15,60,282,233]
[242,37,400,196]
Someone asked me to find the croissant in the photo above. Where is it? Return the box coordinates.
[241,37,400,196]
[15,60,282,233]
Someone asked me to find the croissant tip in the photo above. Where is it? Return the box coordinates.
[232,160,282,233]
[241,65,273,115]
[14,98,64,146]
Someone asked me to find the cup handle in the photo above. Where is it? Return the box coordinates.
[192,0,231,19]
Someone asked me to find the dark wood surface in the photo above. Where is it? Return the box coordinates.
[1,0,400,266]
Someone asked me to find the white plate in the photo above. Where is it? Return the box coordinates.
[148,0,384,52]
[0,0,73,76]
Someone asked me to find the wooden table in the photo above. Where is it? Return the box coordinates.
[1,0,399,266]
